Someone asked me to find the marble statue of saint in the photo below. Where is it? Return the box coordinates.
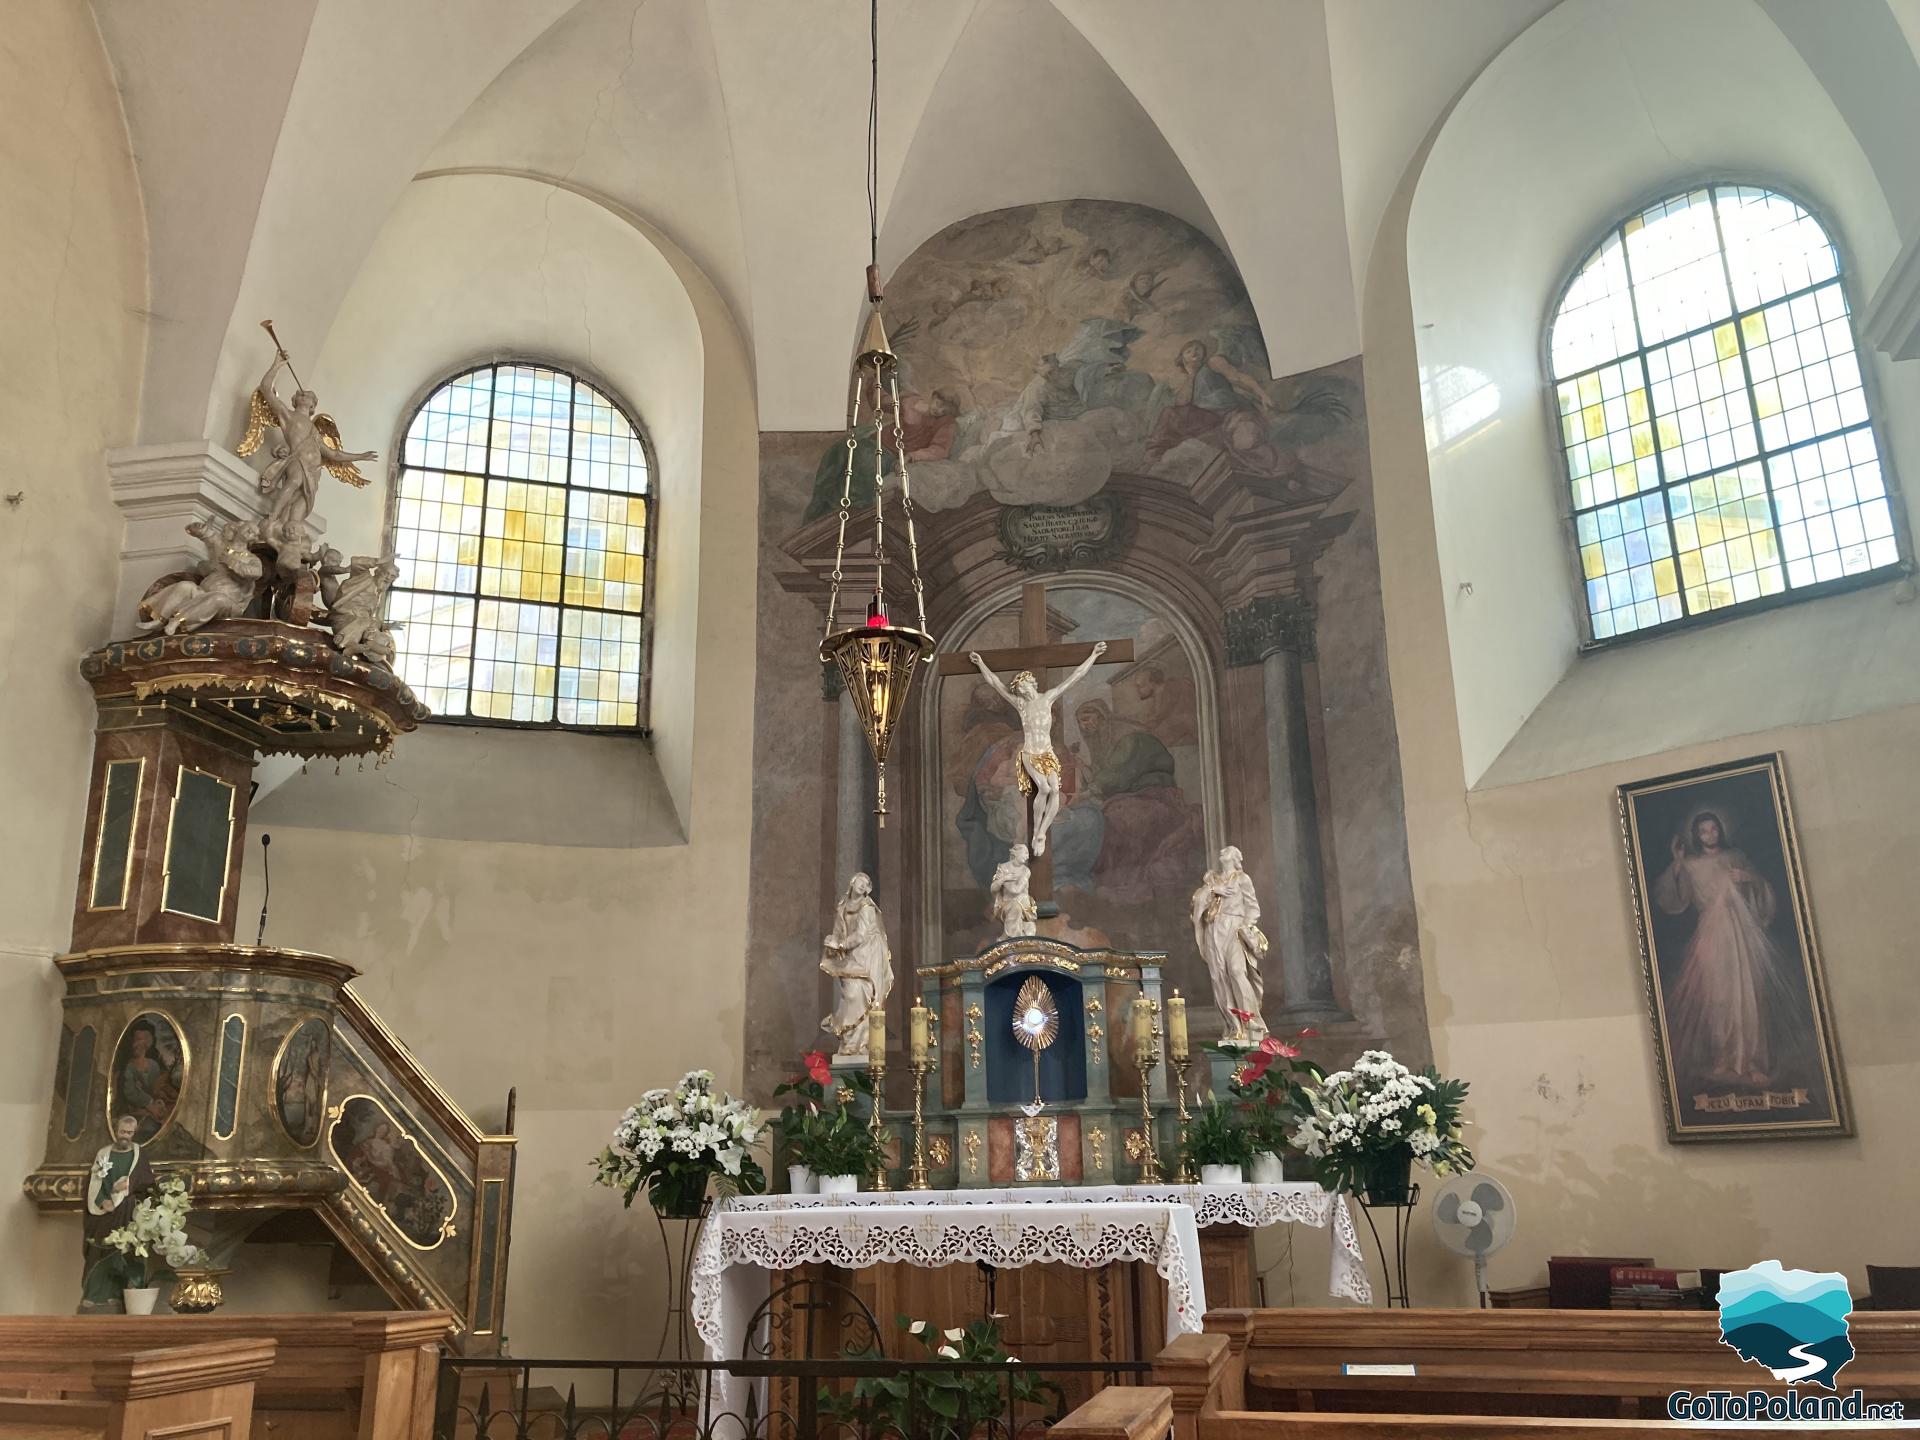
[1191,845,1271,1041]
[967,642,1107,856]
[990,843,1039,939]
[80,1113,155,1310]
[820,873,893,1060]
[236,340,377,567]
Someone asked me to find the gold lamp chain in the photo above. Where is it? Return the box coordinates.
[886,371,930,638]
[869,361,887,613]
[824,365,865,641]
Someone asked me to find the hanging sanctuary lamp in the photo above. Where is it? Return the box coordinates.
[819,0,937,826]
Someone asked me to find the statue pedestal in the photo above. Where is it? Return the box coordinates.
[913,937,1176,1187]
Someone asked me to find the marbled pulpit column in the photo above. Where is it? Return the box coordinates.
[1226,595,1344,1022]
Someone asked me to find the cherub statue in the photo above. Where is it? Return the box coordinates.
[137,519,264,634]
[990,843,1038,939]
[1191,845,1271,1042]
[320,551,400,664]
[966,642,1106,856]
[820,873,893,1060]
[236,324,377,564]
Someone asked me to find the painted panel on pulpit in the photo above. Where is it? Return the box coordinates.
[941,586,1207,958]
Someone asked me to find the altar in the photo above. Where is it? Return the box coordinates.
[698,1184,1369,1421]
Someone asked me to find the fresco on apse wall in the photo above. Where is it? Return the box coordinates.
[752,199,1427,1086]
[801,199,1356,520]
[1619,754,1852,1143]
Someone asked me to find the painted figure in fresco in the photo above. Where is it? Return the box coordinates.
[334,1099,452,1246]
[1116,660,1199,746]
[1146,339,1279,465]
[967,642,1108,857]
[1654,810,1803,1088]
[1192,846,1271,1042]
[819,873,894,1059]
[1074,699,1205,903]
[990,843,1039,939]
[81,1113,156,1309]
[896,390,962,462]
[115,1019,182,1143]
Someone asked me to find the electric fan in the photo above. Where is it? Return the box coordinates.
[1430,1171,1518,1307]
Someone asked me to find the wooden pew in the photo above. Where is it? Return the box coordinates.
[0,1338,273,1440]
[1136,1310,1920,1438]
[0,1314,450,1440]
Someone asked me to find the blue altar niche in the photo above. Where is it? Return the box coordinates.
[984,968,1086,1106]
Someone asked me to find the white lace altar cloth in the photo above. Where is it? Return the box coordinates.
[692,1199,1206,1425]
[725,1181,1371,1306]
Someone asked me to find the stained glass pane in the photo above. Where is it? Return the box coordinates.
[386,364,651,725]
[1622,190,1731,346]
[1552,185,1901,643]
[558,610,644,727]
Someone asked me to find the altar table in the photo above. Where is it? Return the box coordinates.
[721,1182,1372,1305]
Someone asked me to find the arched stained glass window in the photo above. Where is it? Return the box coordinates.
[385,363,652,727]
[1550,185,1901,642]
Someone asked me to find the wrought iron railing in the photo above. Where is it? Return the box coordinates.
[434,1354,1151,1440]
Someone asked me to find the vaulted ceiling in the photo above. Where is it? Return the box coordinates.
[89,0,1918,437]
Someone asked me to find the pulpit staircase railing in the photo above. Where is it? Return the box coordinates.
[315,986,517,1352]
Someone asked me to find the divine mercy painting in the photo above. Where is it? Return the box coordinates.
[1619,754,1850,1141]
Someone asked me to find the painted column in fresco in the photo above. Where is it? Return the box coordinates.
[1227,594,1340,1020]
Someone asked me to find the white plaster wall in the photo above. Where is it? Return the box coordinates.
[1368,4,1920,1305]
[227,172,762,1354]
[0,0,146,1312]
[1409,0,1920,788]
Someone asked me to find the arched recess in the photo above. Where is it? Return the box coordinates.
[249,168,759,847]
[1403,0,1920,789]
[917,570,1229,964]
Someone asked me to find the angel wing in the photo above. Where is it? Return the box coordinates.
[314,414,372,488]
[235,387,277,457]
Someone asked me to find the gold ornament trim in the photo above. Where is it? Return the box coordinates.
[210,1012,248,1141]
[964,1003,984,1071]
[158,764,237,923]
[86,756,145,913]
[57,943,361,987]
[963,1129,982,1178]
[1088,1123,1107,1172]
[1087,1021,1104,1068]
[927,1134,952,1170]
[918,938,1167,980]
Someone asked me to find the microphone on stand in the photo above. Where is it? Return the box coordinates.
[256,834,272,946]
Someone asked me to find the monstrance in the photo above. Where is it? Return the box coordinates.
[816,0,937,826]
[1010,975,1062,1182]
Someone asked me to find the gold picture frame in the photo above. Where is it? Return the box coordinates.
[160,765,237,922]
[325,1093,459,1250]
[1618,752,1851,1142]
[87,757,145,911]
[106,1008,191,1146]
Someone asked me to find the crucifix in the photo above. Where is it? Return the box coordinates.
[935,580,1133,905]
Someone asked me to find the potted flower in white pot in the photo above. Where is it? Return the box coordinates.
[96,1174,207,1314]
[1218,1025,1323,1183]
[777,1056,883,1195]
[1183,1096,1255,1184]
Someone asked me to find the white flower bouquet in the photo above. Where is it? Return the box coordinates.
[98,1174,208,1288]
[1288,1049,1474,1200]
[593,1069,767,1216]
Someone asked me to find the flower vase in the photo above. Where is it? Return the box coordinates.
[1199,1163,1244,1185]
[1249,1152,1285,1185]
[787,1164,816,1195]
[1361,1147,1415,1205]
[816,1173,859,1197]
[122,1286,160,1316]
[649,1169,711,1220]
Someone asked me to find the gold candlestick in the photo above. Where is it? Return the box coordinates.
[1171,1055,1195,1184]
[908,998,933,1189]
[867,1006,892,1192]
[1132,998,1163,1184]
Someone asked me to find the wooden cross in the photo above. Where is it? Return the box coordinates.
[935,579,1134,902]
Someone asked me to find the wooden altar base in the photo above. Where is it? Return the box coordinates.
[764,1229,1255,1415]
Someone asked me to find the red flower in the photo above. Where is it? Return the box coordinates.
[803,1051,833,1086]
[1297,1027,1320,1039]
[1229,1008,1256,1022]
[1239,1050,1277,1083]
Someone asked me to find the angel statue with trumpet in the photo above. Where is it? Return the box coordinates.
[236,321,378,565]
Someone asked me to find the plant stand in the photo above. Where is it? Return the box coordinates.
[1356,1187,1419,1308]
